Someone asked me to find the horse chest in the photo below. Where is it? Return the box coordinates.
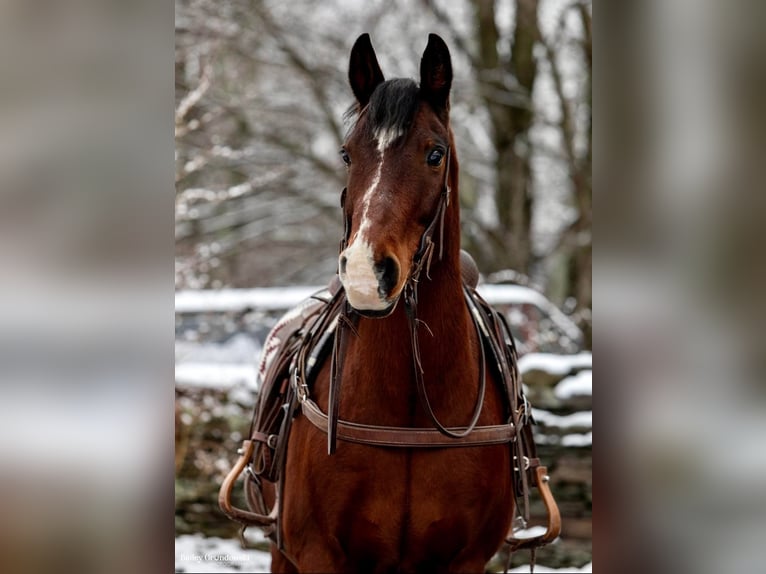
[310,445,511,563]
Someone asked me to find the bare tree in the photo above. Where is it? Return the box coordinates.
[539,1,592,344]
[476,0,539,275]
[175,0,592,348]
[175,0,350,288]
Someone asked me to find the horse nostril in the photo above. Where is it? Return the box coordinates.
[375,256,400,298]
[339,255,348,276]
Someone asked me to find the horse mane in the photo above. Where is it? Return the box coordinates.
[344,78,420,145]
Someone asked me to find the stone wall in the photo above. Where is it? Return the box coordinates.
[175,382,256,540]
[503,353,592,570]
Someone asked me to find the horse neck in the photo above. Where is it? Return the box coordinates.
[415,150,465,338]
[344,187,476,425]
[409,194,471,373]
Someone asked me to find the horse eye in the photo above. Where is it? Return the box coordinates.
[427,148,444,167]
[340,148,351,166]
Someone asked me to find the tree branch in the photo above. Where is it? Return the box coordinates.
[251,0,346,149]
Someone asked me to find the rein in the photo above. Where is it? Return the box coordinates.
[402,147,490,440]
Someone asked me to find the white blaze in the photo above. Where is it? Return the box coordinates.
[356,127,401,241]
[374,126,401,152]
[342,238,385,310]
[340,128,402,311]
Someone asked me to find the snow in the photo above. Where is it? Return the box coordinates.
[508,562,592,573]
[175,535,271,573]
[536,431,592,447]
[177,284,567,315]
[561,432,593,447]
[175,533,592,573]
[518,352,592,376]
[479,285,583,343]
[176,333,261,364]
[477,284,556,307]
[175,286,325,313]
[175,363,258,389]
[175,333,263,390]
[554,370,593,399]
[532,409,592,429]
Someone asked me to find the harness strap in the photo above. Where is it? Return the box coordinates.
[403,284,488,439]
[410,147,451,281]
[327,302,351,454]
[299,396,516,447]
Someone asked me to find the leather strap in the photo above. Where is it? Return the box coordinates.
[409,147,451,281]
[402,284,488,439]
[327,302,350,454]
[300,396,516,447]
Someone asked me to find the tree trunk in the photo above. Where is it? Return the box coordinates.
[472,0,540,274]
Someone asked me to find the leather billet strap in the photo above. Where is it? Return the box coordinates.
[299,395,516,447]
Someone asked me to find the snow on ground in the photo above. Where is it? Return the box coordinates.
[176,332,262,390]
[477,284,558,308]
[176,333,261,364]
[175,286,324,313]
[176,534,271,573]
[560,432,593,447]
[554,370,592,399]
[175,362,258,389]
[518,352,592,377]
[175,285,583,347]
[477,285,583,343]
[176,534,592,573]
[532,409,592,429]
[536,431,593,447]
[176,284,555,314]
[508,562,593,573]
[531,410,592,447]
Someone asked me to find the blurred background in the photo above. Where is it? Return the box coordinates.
[174,0,593,344]
[174,0,593,571]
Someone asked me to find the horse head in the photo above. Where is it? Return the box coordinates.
[338,33,456,316]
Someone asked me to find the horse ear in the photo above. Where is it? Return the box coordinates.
[419,33,452,114]
[349,33,385,107]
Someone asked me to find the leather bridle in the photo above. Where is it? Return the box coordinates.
[316,146,503,453]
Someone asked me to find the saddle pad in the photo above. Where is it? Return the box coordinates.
[257,289,331,390]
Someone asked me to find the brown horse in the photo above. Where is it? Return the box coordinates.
[268,34,514,573]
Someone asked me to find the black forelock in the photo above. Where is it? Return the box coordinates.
[344,78,420,141]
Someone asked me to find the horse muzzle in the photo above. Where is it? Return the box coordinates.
[338,241,401,316]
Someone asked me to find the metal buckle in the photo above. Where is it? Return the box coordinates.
[513,455,530,472]
[293,370,308,403]
[267,434,278,449]
[517,395,531,426]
